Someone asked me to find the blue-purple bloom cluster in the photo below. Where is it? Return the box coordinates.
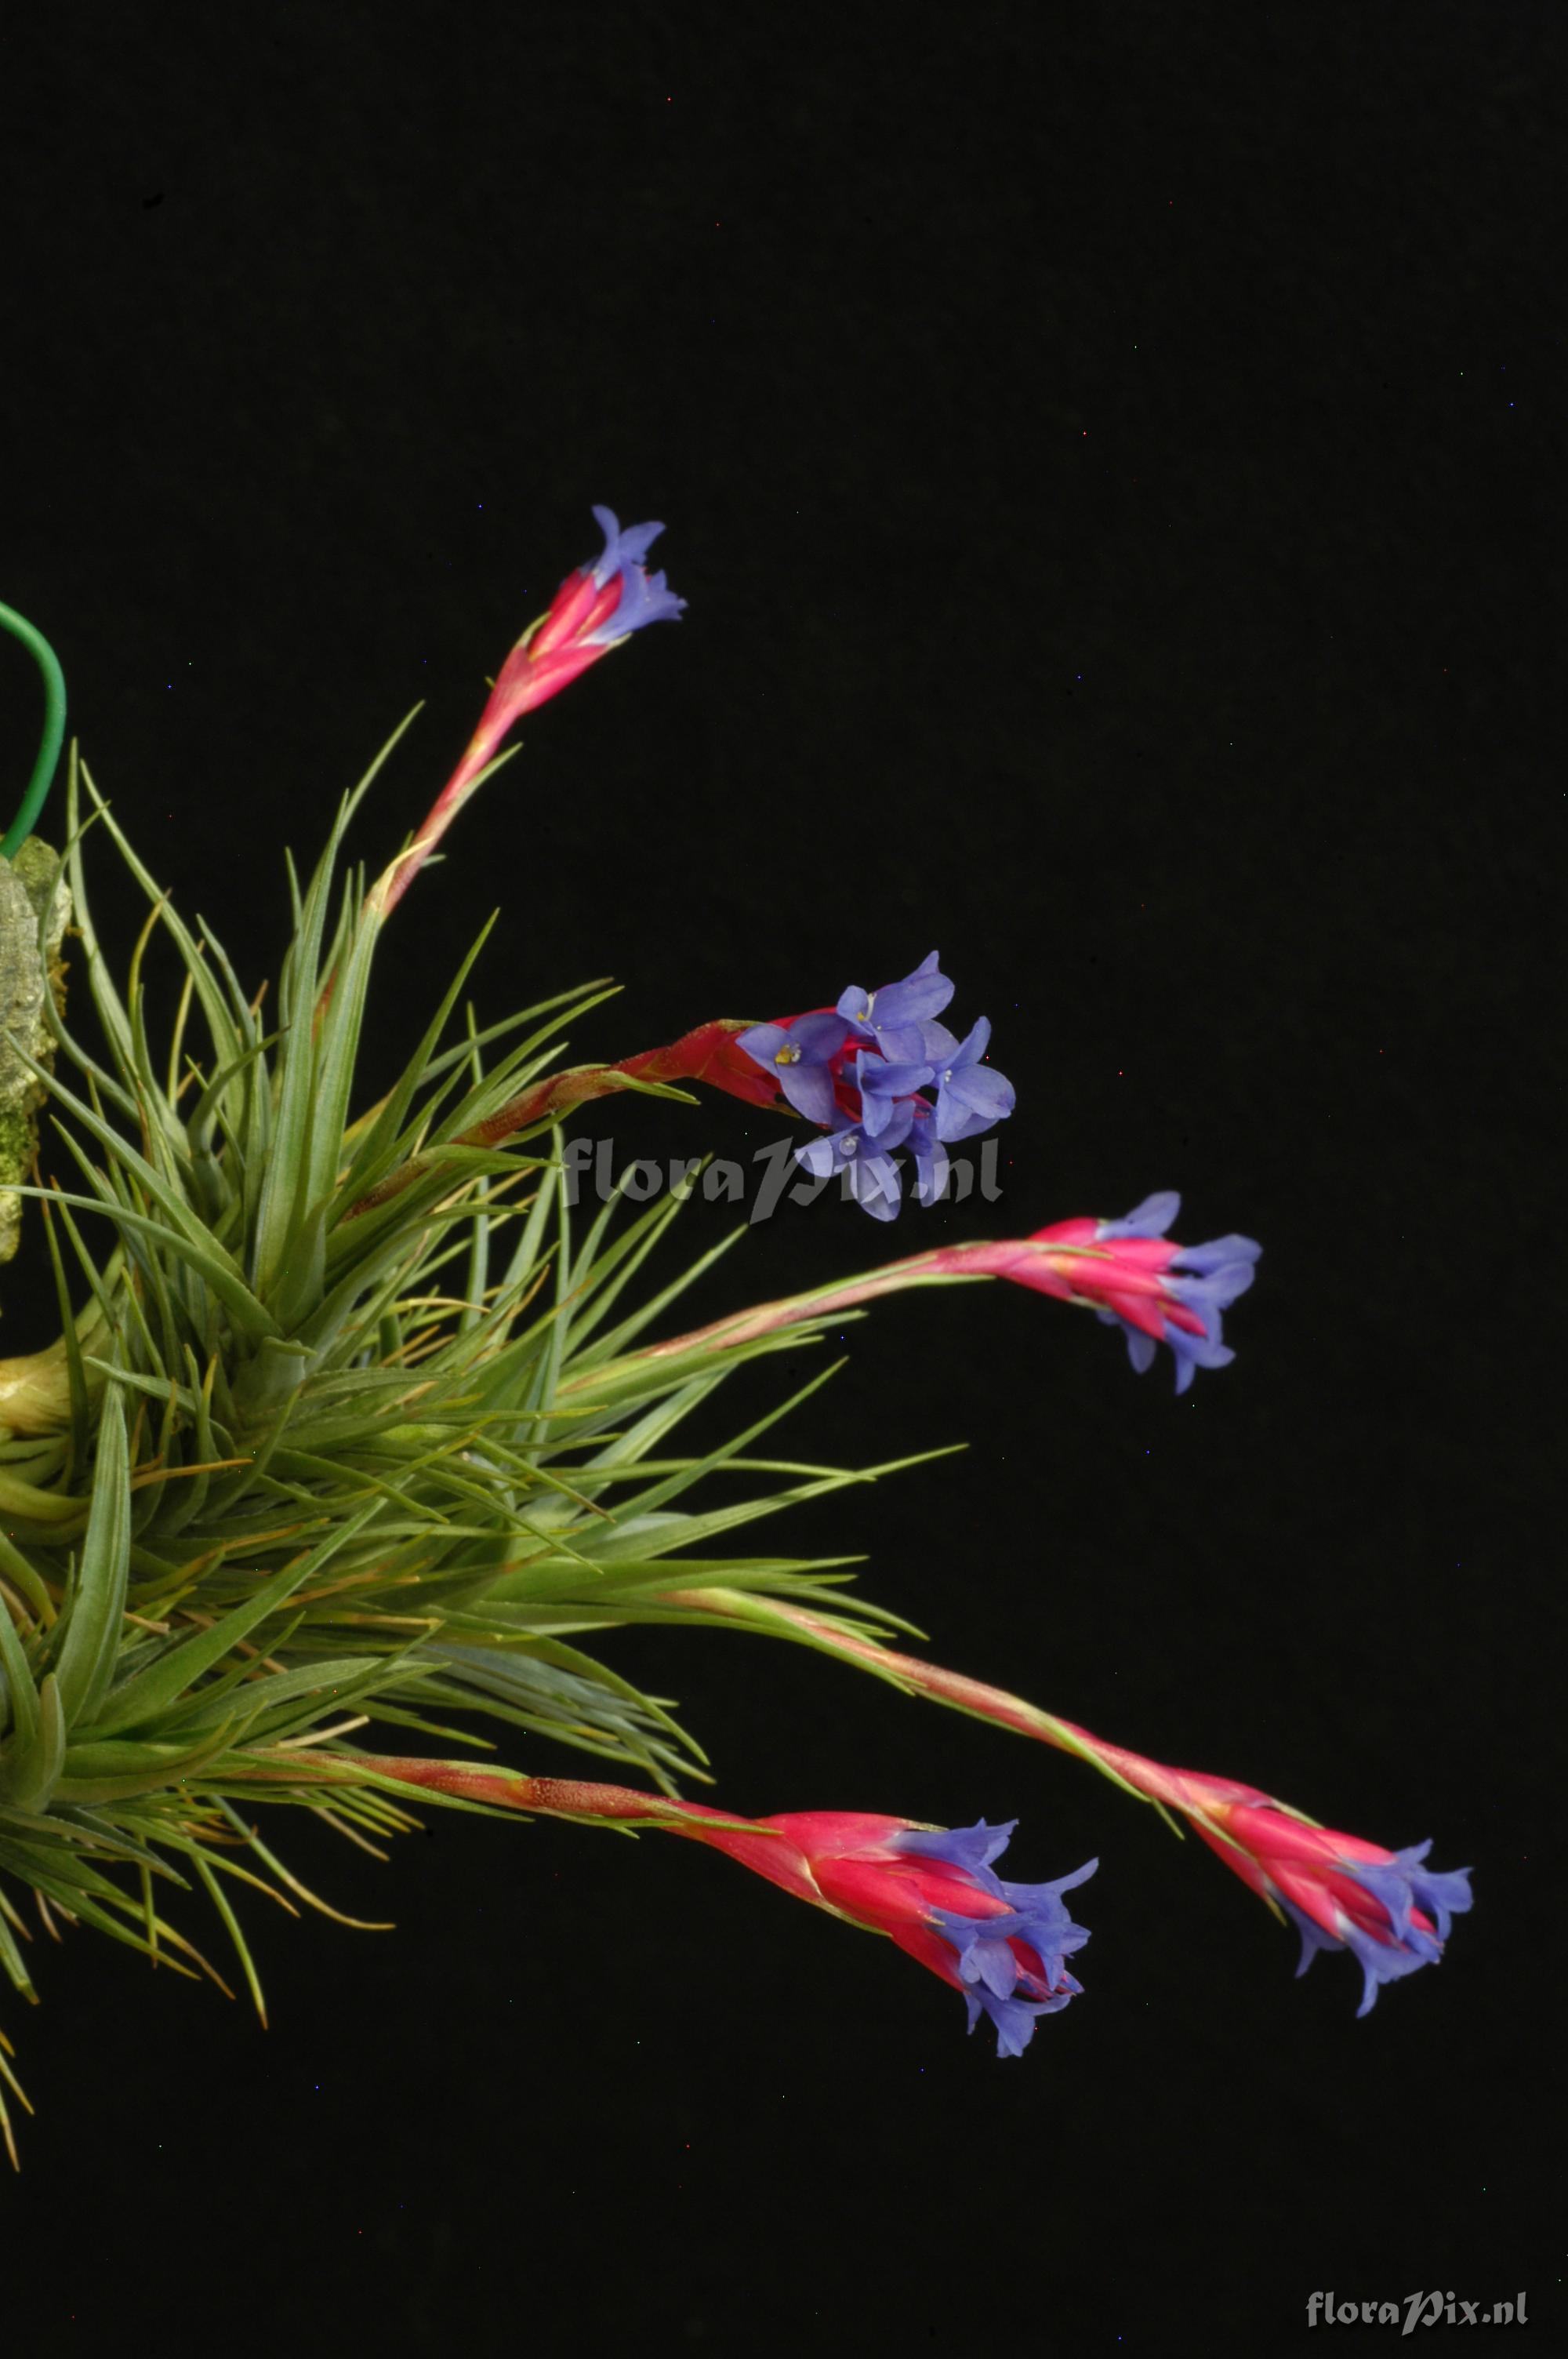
[583,505,688,642]
[1094,1190,1263,1391]
[890,1819,1098,2057]
[1284,1842,1475,2019]
[738,954,1015,1220]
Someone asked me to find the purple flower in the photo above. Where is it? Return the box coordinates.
[736,1011,852,1124]
[735,1014,848,1122]
[579,506,688,643]
[888,1823,1098,2056]
[1278,1842,1475,2018]
[795,1105,911,1220]
[906,1104,951,1205]
[920,1014,1016,1143]
[854,1047,934,1138]
[836,951,955,1063]
[1348,1842,1475,1948]
[1089,1190,1262,1392]
[735,954,1017,1222]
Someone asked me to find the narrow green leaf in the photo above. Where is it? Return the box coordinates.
[86,1554,318,1738]
[190,1849,269,2024]
[0,1902,38,2001]
[50,1389,130,1730]
[74,763,260,1137]
[0,1529,56,1627]
[56,1724,241,1794]
[0,1598,39,1750]
[0,1670,67,1810]
[19,1180,281,1343]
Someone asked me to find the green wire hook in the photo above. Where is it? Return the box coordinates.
[0,599,67,860]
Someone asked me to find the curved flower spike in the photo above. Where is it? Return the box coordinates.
[326,1761,1092,2059]
[371,505,684,923]
[617,1193,1259,1389]
[652,1601,1474,2023]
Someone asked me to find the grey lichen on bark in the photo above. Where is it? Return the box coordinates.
[0,838,70,1267]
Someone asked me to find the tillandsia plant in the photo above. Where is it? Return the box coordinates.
[0,518,1472,2165]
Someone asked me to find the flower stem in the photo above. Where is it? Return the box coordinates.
[659,1586,1211,1823]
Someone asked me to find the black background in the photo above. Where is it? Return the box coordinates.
[1,5,1558,2350]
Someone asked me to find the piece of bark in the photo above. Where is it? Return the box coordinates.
[0,838,70,1266]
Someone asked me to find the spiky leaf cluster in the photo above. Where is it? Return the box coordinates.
[0,730,934,2161]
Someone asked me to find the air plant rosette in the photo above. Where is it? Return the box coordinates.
[0,521,1471,2165]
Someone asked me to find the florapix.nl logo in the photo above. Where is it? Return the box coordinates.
[561,1131,1006,1224]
